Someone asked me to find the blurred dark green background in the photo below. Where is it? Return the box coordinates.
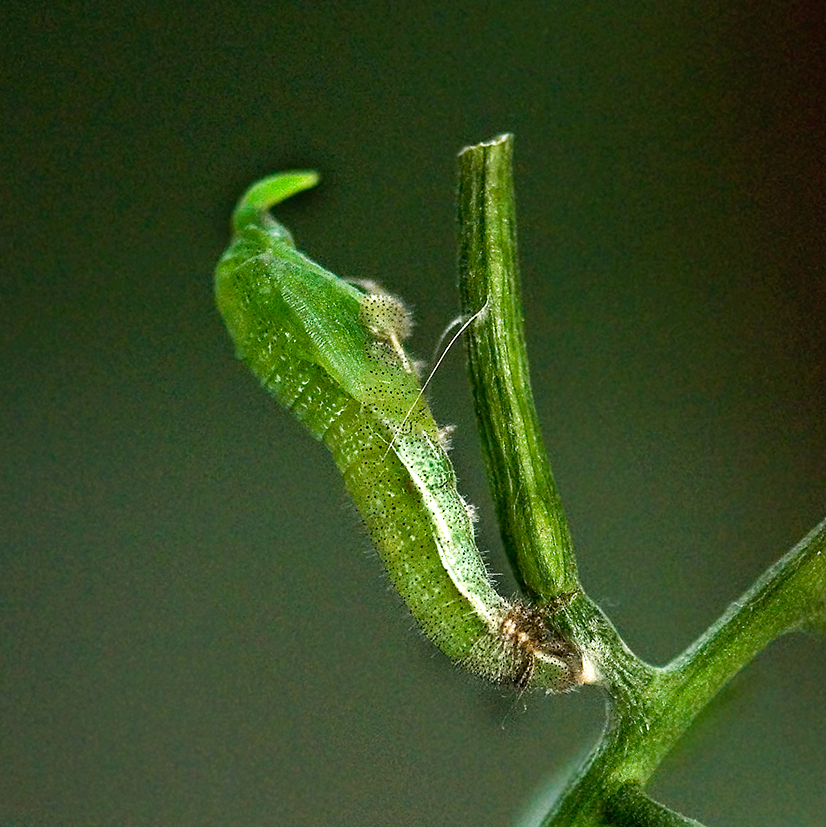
[3,3,825,825]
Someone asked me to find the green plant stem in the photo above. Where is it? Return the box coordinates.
[456,135,826,826]
[456,134,579,601]
[546,519,826,826]
[455,134,653,701]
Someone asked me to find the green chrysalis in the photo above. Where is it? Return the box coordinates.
[215,171,583,691]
